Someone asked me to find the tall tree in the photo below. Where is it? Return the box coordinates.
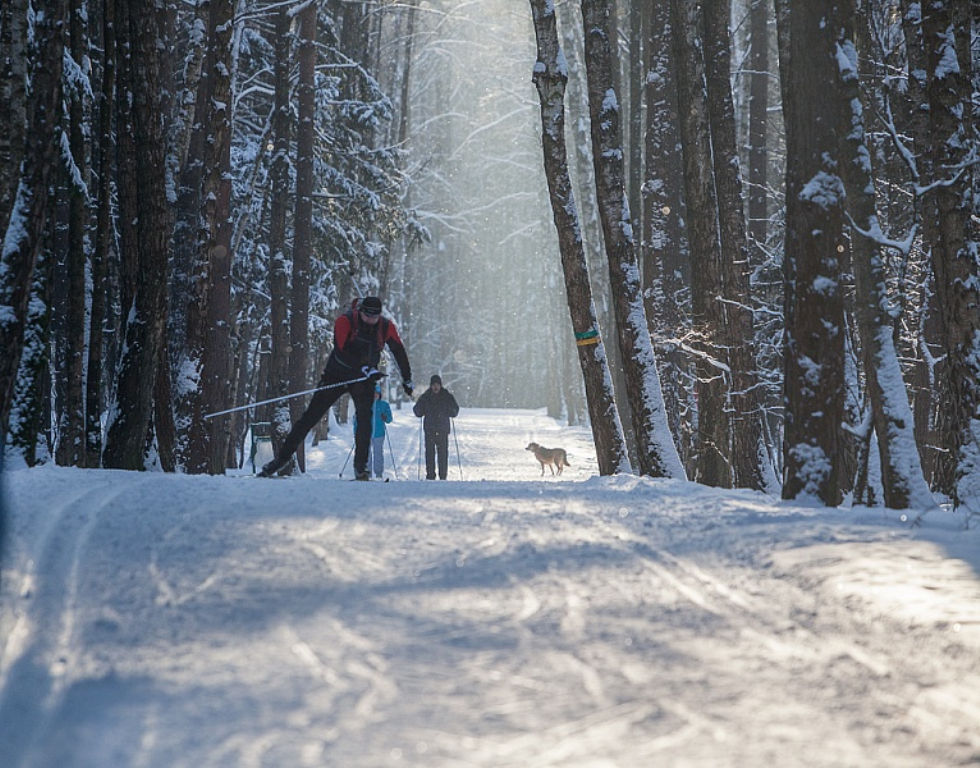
[183,0,236,474]
[0,1,67,446]
[288,1,317,473]
[703,0,766,490]
[57,0,91,467]
[529,0,630,476]
[102,0,172,469]
[778,0,846,505]
[86,0,116,467]
[641,0,690,471]
[836,0,932,509]
[262,3,294,469]
[669,0,731,486]
[581,0,685,479]
[919,0,978,504]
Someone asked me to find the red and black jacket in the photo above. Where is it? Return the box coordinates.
[330,308,411,382]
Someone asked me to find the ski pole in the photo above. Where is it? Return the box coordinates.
[339,442,354,478]
[417,419,423,480]
[385,429,398,479]
[203,372,378,420]
[451,418,463,480]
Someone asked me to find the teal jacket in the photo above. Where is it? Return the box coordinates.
[355,399,393,438]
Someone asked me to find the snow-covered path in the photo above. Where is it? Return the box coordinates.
[2,408,979,767]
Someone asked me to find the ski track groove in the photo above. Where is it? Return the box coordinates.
[0,479,143,767]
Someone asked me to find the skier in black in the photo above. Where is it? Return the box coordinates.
[259,296,413,480]
[413,375,459,480]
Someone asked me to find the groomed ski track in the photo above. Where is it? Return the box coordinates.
[1,407,979,767]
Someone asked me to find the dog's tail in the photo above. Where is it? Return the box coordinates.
[563,454,571,467]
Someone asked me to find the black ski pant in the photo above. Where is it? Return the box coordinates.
[275,372,375,474]
[424,430,450,480]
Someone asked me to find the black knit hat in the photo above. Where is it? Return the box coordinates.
[430,374,442,386]
[360,296,382,316]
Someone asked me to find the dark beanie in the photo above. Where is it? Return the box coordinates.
[430,374,442,386]
[360,296,382,315]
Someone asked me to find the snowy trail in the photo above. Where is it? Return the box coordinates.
[2,408,979,767]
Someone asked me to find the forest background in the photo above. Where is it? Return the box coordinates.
[0,0,977,511]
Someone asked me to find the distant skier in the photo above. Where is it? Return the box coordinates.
[354,386,393,479]
[413,375,459,480]
[259,296,413,480]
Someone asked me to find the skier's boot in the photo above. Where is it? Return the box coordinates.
[354,467,371,481]
[258,456,287,478]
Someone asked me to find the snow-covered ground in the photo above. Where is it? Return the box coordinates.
[1,407,979,767]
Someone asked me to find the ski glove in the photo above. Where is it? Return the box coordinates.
[403,380,414,397]
[361,366,385,382]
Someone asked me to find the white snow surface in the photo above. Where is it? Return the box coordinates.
[2,407,980,767]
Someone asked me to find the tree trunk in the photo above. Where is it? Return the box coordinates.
[836,0,932,509]
[181,0,235,474]
[0,0,29,236]
[529,0,630,476]
[642,0,690,473]
[289,2,317,473]
[57,0,89,467]
[86,0,116,467]
[669,0,730,487]
[703,0,766,490]
[747,0,769,265]
[779,0,846,505]
[102,0,172,470]
[263,5,294,469]
[0,1,66,445]
[581,0,685,479]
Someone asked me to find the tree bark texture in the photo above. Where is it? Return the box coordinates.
[288,2,317,473]
[835,2,932,509]
[86,0,116,467]
[102,0,172,470]
[920,0,978,503]
[780,0,846,505]
[641,0,689,472]
[747,0,769,265]
[529,0,630,476]
[703,0,766,491]
[0,1,66,445]
[581,0,685,479]
[669,0,730,487]
[57,0,90,467]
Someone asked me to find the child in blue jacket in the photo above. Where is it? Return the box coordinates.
[354,386,393,478]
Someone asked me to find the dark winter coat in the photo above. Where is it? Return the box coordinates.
[413,387,459,434]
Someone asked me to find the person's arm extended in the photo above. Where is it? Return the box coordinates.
[384,323,412,383]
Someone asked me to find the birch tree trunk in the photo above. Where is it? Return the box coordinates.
[780,0,846,505]
[836,1,932,509]
[103,0,172,470]
[529,0,630,476]
[0,2,66,445]
[581,0,685,479]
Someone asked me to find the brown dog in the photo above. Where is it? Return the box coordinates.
[526,442,571,476]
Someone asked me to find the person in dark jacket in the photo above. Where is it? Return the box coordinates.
[413,374,459,480]
[259,296,413,480]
